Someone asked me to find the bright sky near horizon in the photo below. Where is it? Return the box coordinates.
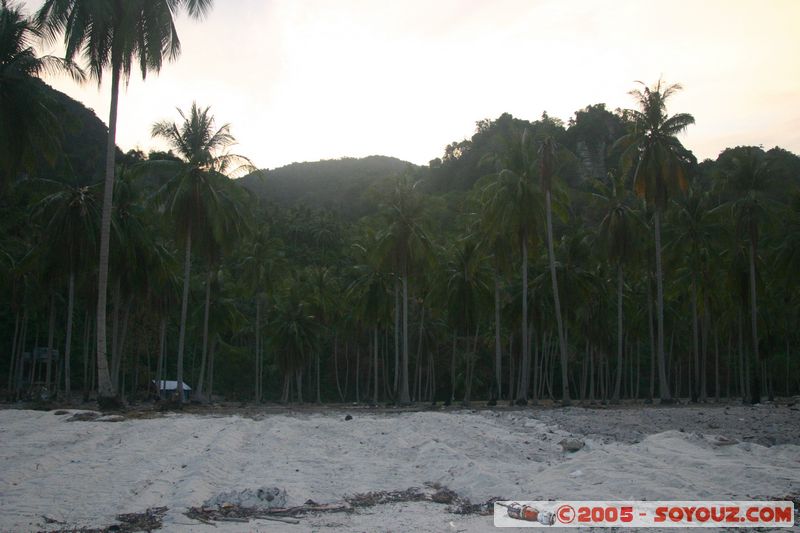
[22,0,800,171]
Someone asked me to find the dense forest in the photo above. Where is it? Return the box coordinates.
[3,1,800,408]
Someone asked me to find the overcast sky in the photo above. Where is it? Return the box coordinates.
[23,0,800,170]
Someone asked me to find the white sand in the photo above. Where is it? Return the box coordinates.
[0,408,798,532]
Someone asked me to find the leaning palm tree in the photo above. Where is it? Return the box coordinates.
[616,79,695,402]
[149,102,252,403]
[36,0,214,405]
[0,0,83,191]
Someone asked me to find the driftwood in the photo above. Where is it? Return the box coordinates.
[186,484,500,527]
[41,506,168,533]
[185,501,351,526]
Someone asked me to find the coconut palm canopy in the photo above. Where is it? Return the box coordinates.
[1,0,800,409]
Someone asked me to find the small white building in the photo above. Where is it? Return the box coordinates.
[152,380,192,401]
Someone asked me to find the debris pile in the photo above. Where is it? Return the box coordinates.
[42,507,167,533]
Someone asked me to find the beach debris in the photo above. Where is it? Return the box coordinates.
[204,486,287,510]
[347,487,427,507]
[53,410,70,416]
[711,435,738,446]
[97,415,125,423]
[42,507,168,533]
[67,412,100,422]
[344,414,353,421]
[558,437,585,452]
[186,500,350,525]
[497,502,555,525]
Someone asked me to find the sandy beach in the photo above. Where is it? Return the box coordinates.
[0,403,798,532]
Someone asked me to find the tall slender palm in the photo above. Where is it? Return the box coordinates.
[717,147,775,404]
[478,203,513,403]
[444,238,491,405]
[616,79,695,402]
[481,128,542,404]
[539,135,571,404]
[669,189,717,402]
[150,102,251,402]
[34,180,100,397]
[593,174,637,402]
[36,0,213,404]
[375,177,431,404]
[347,245,391,404]
[0,0,83,191]
[240,225,285,402]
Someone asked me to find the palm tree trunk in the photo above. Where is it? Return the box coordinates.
[714,328,720,402]
[334,335,345,402]
[95,62,121,401]
[373,328,379,405]
[493,273,502,402]
[82,310,91,400]
[63,271,75,397]
[517,236,529,404]
[255,298,261,402]
[7,311,20,394]
[738,308,747,399]
[450,331,456,404]
[613,264,624,402]
[316,350,321,404]
[156,316,166,399]
[700,298,709,401]
[45,292,56,392]
[748,239,760,403]
[176,222,192,403]
[355,345,360,403]
[545,190,570,404]
[207,336,216,398]
[399,272,411,403]
[691,276,700,402]
[115,298,131,393]
[195,270,213,400]
[394,279,400,396]
[653,209,672,401]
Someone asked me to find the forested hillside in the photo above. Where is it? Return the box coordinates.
[238,156,417,217]
[3,0,800,408]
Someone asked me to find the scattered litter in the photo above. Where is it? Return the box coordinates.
[204,486,287,510]
[42,507,167,533]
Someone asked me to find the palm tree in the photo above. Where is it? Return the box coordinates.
[0,0,83,192]
[444,238,491,405]
[539,134,571,404]
[477,203,513,403]
[717,146,775,404]
[149,102,251,403]
[270,283,322,403]
[375,176,431,404]
[347,244,391,405]
[668,189,717,402]
[482,128,542,404]
[239,224,285,402]
[616,79,695,402]
[34,180,100,397]
[36,0,214,405]
[593,174,637,402]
